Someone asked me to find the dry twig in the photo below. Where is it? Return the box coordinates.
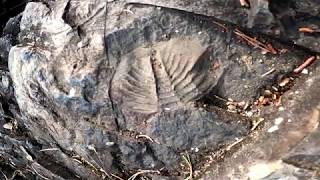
[136,134,154,142]
[294,56,316,73]
[128,170,160,180]
[299,27,320,33]
[110,173,124,180]
[234,29,277,54]
[261,68,275,77]
[226,138,244,151]
[212,21,228,31]
[251,118,265,131]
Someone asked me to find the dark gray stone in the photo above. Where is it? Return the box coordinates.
[0,0,319,179]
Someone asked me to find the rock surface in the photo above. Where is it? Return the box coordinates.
[7,1,253,179]
[202,57,320,179]
[0,0,319,179]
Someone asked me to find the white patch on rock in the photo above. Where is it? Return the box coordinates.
[247,160,283,180]
[20,2,50,31]
[267,125,279,133]
[3,123,13,130]
[274,117,284,125]
[301,69,309,74]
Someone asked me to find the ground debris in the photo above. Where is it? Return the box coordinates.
[299,27,320,33]
[294,56,317,74]
[234,29,277,54]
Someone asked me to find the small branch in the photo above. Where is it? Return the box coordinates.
[136,134,154,142]
[212,21,228,31]
[110,173,124,180]
[299,27,320,33]
[251,118,265,131]
[293,56,317,73]
[234,29,277,54]
[261,68,276,77]
[226,137,244,151]
[128,170,160,180]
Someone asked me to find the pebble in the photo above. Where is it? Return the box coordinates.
[105,142,115,146]
[267,125,279,133]
[274,117,284,125]
[3,123,13,130]
[191,147,199,153]
[1,75,10,89]
[301,69,308,74]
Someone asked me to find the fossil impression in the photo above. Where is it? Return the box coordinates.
[111,38,223,114]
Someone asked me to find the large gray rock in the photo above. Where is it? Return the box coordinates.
[1,0,319,179]
[7,1,252,179]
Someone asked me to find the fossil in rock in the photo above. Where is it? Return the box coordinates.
[111,38,223,114]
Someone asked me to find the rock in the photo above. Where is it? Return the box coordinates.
[0,0,27,34]
[0,36,13,64]
[0,14,21,66]
[202,54,320,179]
[269,0,320,52]
[283,114,320,171]
[246,0,274,28]
[6,1,255,178]
[0,0,320,179]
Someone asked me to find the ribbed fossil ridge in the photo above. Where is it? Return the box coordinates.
[111,38,223,114]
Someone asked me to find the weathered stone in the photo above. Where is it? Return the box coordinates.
[201,56,320,179]
[6,1,255,178]
[0,0,320,179]
[283,122,320,171]
[0,15,21,66]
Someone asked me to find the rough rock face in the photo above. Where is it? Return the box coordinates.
[202,60,320,180]
[1,0,320,179]
[7,1,253,178]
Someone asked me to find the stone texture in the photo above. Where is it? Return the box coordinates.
[0,0,319,179]
[201,56,320,180]
[6,1,253,179]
